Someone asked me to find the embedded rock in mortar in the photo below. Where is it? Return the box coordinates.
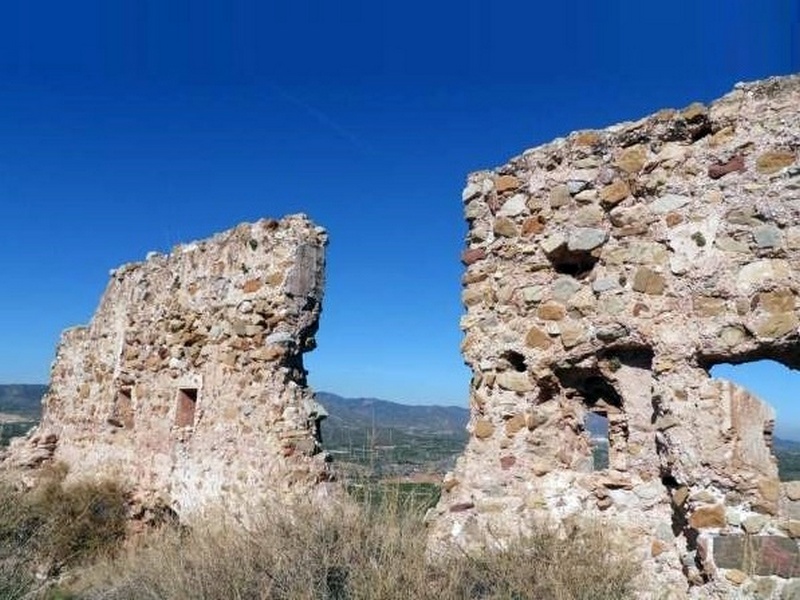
[2,215,333,521]
[429,75,800,599]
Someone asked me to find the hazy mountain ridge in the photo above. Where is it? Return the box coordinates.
[776,437,800,451]
[316,391,468,434]
[0,385,46,446]
[315,392,468,476]
[0,384,46,418]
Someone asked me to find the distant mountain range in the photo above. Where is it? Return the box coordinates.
[315,392,468,475]
[0,384,46,418]
[776,437,800,452]
[316,391,468,435]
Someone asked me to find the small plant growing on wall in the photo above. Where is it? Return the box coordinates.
[691,231,706,247]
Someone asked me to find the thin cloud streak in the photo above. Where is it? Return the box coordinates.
[268,83,373,153]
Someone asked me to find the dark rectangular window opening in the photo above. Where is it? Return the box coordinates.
[175,388,198,428]
[108,387,134,429]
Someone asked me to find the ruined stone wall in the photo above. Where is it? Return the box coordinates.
[428,76,800,598]
[3,214,332,520]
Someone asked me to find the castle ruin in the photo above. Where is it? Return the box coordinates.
[428,76,800,598]
[3,214,332,520]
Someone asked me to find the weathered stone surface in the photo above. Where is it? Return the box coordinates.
[2,215,332,520]
[573,205,604,227]
[737,260,791,292]
[753,224,782,248]
[713,535,800,578]
[573,189,597,203]
[716,235,749,253]
[786,482,800,501]
[449,501,475,512]
[759,290,795,312]
[725,569,747,585]
[461,248,486,265]
[592,277,619,293]
[559,322,585,348]
[615,145,647,173]
[551,277,582,301]
[495,174,521,193]
[651,194,690,214]
[599,179,630,206]
[689,505,726,529]
[708,154,745,179]
[496,372,534,392]
[693,296,726,317]
[788,520,800,538]
[498,194,528,217]
[473,419,494,439]
[522,285,545,303]
[751,577,777,599]
[432,75,800,599]
[567,228,607,251]
[751,312,798,339]
[521,216,545,236]
[550,184,571,208]
[525,326,552,349]
[761,478,782,505]
[783,580,800,600]
[788,227,800,249]
[742,514,768,533]
[537,301,566,321]
[574,131,601,146]
[540,233,567,255]
[499,455,516,470]
[494,217,518,237]
[632,267,665,295]
[504,415,525,437]
[756,151,795,174]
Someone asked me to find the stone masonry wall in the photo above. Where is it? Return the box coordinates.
[428,76,800,599]
[3,214,332,521]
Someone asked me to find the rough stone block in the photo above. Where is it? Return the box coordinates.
[713,536,800,578]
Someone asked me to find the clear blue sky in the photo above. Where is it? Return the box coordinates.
[0,2,797,429]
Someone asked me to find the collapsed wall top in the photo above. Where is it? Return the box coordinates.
[428,75,800,599]
[3,214,332,520]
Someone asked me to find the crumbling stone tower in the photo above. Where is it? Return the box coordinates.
[4,214,331,520]
[428,76,800,598]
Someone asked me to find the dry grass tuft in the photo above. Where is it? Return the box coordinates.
[70,486,636,600]
[0,466,128,599]
[0,473,636,599]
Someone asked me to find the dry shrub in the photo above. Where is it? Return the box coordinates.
[27,478,128,570]
[0,466,128,599]
[73,488,636,600]
[0,483,36,600]
[440,523,638,600]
